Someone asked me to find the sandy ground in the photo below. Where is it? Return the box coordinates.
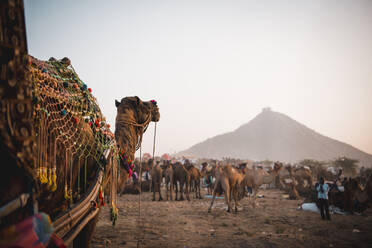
[92,187,372,248]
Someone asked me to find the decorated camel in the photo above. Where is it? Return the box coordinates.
[114,96,160,195]
[0,52,121,246]
[0,3,159,246]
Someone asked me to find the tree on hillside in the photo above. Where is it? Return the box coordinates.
[332,157,359,177]
[260,159,274,167]
[299,159,325,168]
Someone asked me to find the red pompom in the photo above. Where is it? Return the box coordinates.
[73,117,79,124]
[88,88,92,93]
[95,119,100,127]
[88,121,91,127]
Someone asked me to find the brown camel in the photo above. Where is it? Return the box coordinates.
[163,160,174,201]
[287,166,313,188]
[150,161,163,201]
[114,96,160,195]
[276,164,292,189]
[173,162,190,201]
[188,166,202,199]
[0,55,120,246]
[243,165,280,206]
[343,178,369,213]
[208,165,245,213]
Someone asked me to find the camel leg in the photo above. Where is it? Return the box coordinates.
[165,180,169,201]
[194,180,198,199]
[221,178,231,212]
[197,181,202,199]
[252,186,258,208]
[152,180,156,201]
[185,180,190,201]
[174,182,178,201]
[158,181,163,201]
[208,180,219,213]
[179,182,184,201]
[170,181,173,201]
[233,186,239,212]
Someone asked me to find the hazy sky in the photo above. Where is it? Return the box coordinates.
[24,0,372,157]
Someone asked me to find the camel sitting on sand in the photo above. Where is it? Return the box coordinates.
[287,166,313,188]
[275,164,292,189]
[208,165,245,213]
[344,178,369,213]
[244,165,281,206]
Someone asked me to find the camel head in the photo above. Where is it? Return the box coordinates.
[115,96,160,124]
[161,160,171,170]
[269,162,283,176]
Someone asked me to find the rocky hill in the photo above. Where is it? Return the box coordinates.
[178,108,372,167]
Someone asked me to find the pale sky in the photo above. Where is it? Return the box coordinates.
[24,0,372,157]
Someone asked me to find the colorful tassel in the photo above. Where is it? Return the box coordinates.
[48,168,52,186]
[99,186,105,207]
[64,184,69,200]
[73,117,79,124]
[41,167,48,184]
[51,167,57,192]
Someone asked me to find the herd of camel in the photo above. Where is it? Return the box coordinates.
[120,158,372,214]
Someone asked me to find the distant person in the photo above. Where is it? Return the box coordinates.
[316,177,331,220]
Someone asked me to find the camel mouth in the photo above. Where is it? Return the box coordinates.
[151,107,160,122]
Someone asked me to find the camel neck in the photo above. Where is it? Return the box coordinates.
[115,124,140,162]
[263,172,277,184]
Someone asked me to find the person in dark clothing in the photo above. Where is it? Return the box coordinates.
[316,177,331,220]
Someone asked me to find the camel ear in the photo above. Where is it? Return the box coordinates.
[134,96,141,105]
[115,99,120,108]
